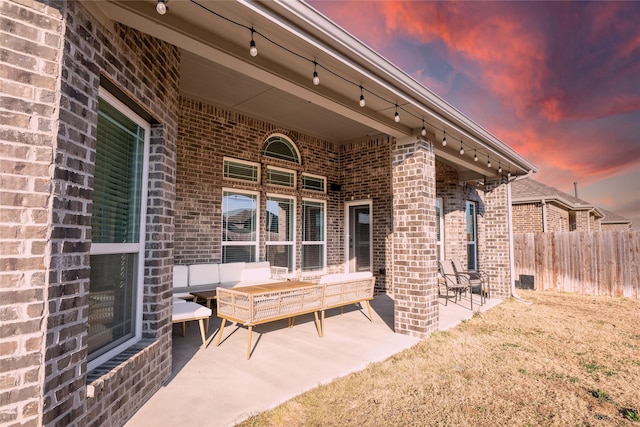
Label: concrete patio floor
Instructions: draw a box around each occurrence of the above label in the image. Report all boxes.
[125,292,501,427]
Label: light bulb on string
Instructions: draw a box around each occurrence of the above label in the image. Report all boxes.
[394,104,400,123]
[421,119,427,137]
[498,161,502,173]
[312,61,320,85]
[359,86,365,107]
[156,0,167,15]
[459,141,464,155]
[487,156,492,168]
[442,130,447,147]
[474,149,478,162]
[249,28,258,57]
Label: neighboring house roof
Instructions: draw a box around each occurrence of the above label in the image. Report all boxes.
[600,208,633,226]
[511,177,604,218]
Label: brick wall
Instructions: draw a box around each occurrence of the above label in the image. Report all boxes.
[392,136,438,337]
[512,203,543,233]
[175,98,393,291]
[546,203,569,232]
[1,1,179,425]
[481,178,511,298]
[0,1,60,425]
[339,137,393,292]
[435,161,484,266]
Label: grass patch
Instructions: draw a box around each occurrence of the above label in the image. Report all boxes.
[239,290,640,426]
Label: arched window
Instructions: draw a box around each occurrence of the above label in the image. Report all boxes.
[262,134,300,163]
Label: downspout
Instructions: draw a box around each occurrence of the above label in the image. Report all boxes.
[507,177,531,303]
[541,199,547,232]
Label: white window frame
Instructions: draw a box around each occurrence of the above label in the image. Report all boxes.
[301,173,327,194]
[436,197,444,261]
[262,133,301,163]
[343,199,373,273]
[223,157,260,183]
[265,193,296,272]
[266,165,296,189]
[221,188,260,262]
[301,198,327,274]
[88,88,150,372]
[466,200,478,271]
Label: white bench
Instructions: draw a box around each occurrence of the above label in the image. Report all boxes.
[173,261,288,300]
[172,298,212,348]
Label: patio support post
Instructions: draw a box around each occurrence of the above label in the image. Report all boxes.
[391,136,439,337]
[481,177,512,298]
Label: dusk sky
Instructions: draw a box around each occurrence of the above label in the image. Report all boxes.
[310,1,640,229]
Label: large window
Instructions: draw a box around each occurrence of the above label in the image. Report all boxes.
[265,195,295,272]
[222,190,258,262]
[466,201,478,271]
[301,199,325,272]
[88,89,149,370]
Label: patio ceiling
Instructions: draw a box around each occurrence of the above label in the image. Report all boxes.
[98,0,538,179]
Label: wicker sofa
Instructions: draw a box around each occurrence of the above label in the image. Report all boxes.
[172,261,288,299]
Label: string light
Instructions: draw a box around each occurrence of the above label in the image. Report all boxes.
[507,169,512,178]
[442,130,447,147]
[156,0,167,15]
[474,149,478,162]
[312,61,320,85]
[421,119,427,136]
[249,28,258,57]
[487,155,492,168]
[183,0,518,176]
[498,161,502,173]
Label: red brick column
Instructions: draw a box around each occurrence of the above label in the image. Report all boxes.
[392,136,439,337]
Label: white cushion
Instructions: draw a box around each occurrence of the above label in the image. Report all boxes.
[240,262,272,282]
[172,297,187,304]
[173,265,189,288]
[319,271,373,284]
[218,262,245,283]
[172,301,212,322]
[188,264,220,286]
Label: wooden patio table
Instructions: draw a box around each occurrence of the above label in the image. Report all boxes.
[216,280,324,359]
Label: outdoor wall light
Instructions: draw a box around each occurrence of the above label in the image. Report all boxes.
[156,0,167,15]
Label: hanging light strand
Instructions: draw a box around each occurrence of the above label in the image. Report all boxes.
[185,0,507,169]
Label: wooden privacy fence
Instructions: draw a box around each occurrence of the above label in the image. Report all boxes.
[514,231,640,298]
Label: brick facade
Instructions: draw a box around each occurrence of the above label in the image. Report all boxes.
[175,98,394,292]
[392,136,439,337]
[481,178,511,298]
[1,1,59,425]
[512,203,543,233]
[2,0,523,424]
[1,1,179,425]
